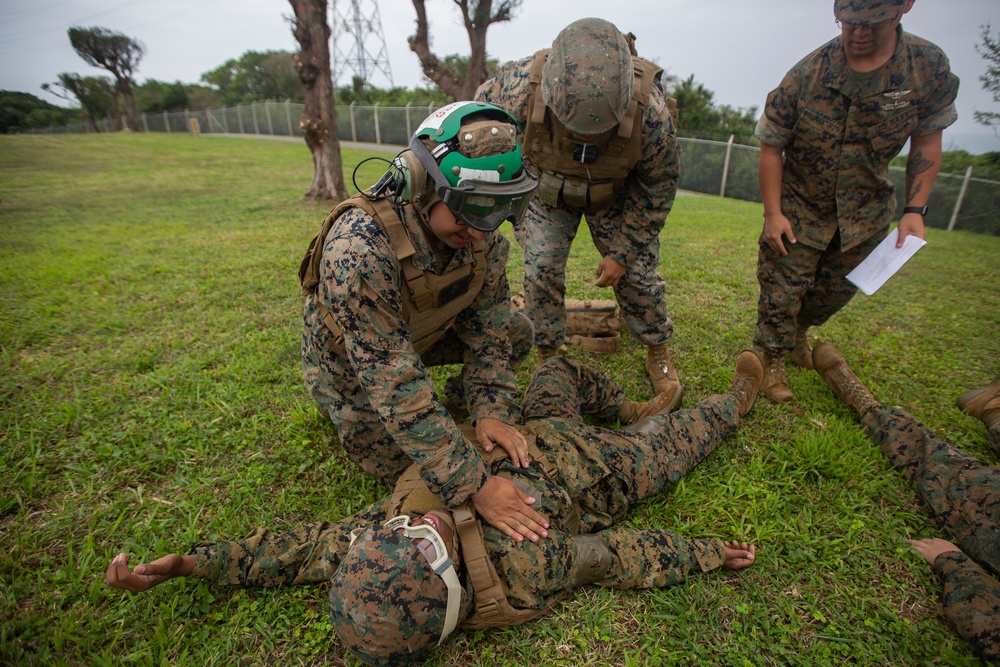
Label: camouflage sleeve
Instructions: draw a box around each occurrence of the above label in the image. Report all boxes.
[913,49,960,136]
[453,233,521,425]
[495,528,727,610]
[754,69,800,148]
[323,209,489,505]
[473,57,533,127]
[933,551,1000,663]
[188,504,386,588]
[609,84,680,265]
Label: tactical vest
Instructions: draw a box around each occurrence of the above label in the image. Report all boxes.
[298,195,487,355]
[384,423,571,628]
[522,49,663,210]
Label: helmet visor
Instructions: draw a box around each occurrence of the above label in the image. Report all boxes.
[410,136,538,232]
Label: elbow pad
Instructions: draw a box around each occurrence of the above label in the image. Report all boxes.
[572,533,612,587]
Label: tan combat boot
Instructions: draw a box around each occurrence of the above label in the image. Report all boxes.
[646,344,681,395]
[789,324,813,369]
[759,351,793,403]
[728,350,765,418]
[956,374,1000,429]
[812,342,879,417]
[618,386,685,425]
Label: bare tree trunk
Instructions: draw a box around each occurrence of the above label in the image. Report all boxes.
[117,80,140,131]
[289,0,349,201]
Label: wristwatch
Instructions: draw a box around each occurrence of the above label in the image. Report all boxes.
[903,205,928,216]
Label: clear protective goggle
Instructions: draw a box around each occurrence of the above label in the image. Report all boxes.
[349,515,463,645]
[409,136,538,233]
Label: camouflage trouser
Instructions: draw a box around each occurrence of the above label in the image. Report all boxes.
[862,405,1000,661]
[754,229,884,356]
[515,197,671,349]
[524,357,739,511]
[862,405,1000,573]
[310,311,534,485]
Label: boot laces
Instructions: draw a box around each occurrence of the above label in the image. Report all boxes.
[832,368,875,413]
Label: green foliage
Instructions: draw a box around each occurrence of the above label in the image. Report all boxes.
[335,76,451,107]
[136,79,221,114]
[974,23,1000,128]
[0,90,76,133]
[200,50,303,105]
[68,25,144,82]
[1,133,997,666]
[668,74,759,142]
[42,73,119,130]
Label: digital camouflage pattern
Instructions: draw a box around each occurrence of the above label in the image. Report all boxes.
[476,44,679,350]
[834,0,907,24]
[754,229,882,356]
[188,357,741,660]
[753,26,958,355]
[862,405,1000,663]
[540,18,634,135]
[301,201,529,505]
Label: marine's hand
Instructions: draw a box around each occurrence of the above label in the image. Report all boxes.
[896,213,926,247]
[472,476,549,543]
[763,213,795,256]
[722,541,756,570]
[476,418,529,468]
[908,538,961,566]
[594,256,626,288]
[105,552,195,593]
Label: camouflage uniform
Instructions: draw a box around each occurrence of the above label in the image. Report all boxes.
[863,406,999,662]
[189,358,740,616]
[753,26,959,355]
[301,203,531,505]
[476,57,680,350]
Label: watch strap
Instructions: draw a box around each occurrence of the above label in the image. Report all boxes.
[903,205,928,216]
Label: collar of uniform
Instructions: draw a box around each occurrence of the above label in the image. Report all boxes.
[822,23,909,97]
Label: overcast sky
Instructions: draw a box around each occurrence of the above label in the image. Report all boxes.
[2,0,998,153]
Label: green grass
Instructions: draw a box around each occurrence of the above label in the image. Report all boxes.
[1,133,998,666]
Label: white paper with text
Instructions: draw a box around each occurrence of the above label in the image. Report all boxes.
[846,228,926,296]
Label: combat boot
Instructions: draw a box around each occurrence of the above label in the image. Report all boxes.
[759,351,793,403]
[728,350,765,418]
[618,385,685,425]
[956,374,1000,429]
[789,324,813,369]
[812,342,879,417]
[646,344,681,396]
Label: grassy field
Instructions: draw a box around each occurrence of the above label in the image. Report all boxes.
[1,132,998,666]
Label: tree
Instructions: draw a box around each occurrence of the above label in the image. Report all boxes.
[201,51,303,105]
[288,0,349,201]
[668,74,758,141]
[68,26,144,131]
[0,91,75,134]
[42,74,120,132]
[408,0,520,101]
[974,23,1000,135]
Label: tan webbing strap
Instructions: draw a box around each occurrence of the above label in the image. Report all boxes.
[527,50,550,126]
[567,331,621,355]
[453,502,508,624]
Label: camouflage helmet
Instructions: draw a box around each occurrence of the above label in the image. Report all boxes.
[834,0,907,24]
[329,521,470,666]
[541,18,634,135]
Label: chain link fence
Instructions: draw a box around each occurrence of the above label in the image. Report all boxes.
[29,101,1000,236]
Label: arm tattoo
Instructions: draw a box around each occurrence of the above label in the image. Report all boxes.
[905,150,934,203]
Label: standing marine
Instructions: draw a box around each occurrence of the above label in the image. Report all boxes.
[752,0,959,402]
[476,17,684,403]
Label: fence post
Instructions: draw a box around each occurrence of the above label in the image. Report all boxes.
[719,134,735,198]
[163,111,170,133]
[141,114,149,132]
[374,102,381,144]
[236,105,244,134]
[405,102,412,139]
[285,100,293,136]
[265,101,274,135]
[251,102,260,134]
[947,165,974,232]
[350,101,357,142]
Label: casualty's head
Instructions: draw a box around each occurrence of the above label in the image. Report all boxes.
[541,17,635,136]
[329,511,470,666]
[389,101,537,237]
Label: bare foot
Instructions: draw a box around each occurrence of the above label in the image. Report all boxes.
[105,552,195,593]
[908,538,962,566]
[722,540,757,570]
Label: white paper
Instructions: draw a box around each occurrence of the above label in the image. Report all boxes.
[846,228,926,296]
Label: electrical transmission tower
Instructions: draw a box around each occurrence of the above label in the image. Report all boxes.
[330,0,394,89]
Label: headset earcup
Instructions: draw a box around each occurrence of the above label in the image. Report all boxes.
[400,150,427,203]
